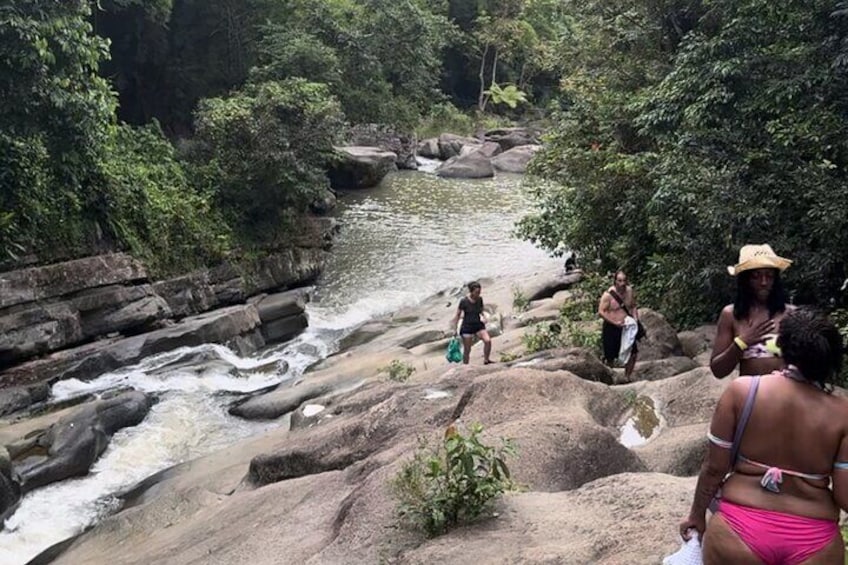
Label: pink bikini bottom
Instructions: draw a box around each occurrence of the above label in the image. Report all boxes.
[718,500,839,565]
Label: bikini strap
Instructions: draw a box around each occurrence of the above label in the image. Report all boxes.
[834,462,848,470]
[730,376,761,465]
[707,432,733,449]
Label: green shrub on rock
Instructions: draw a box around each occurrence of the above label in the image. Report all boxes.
[381,360,416,383]
[392,422,515,537]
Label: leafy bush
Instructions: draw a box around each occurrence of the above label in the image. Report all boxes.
[521,323,565,353]
[193,78,344,244]
[511,285,530,312]
[562,319,602,355]
[416,102,476,139]
[392,422,515,537]
[381,360,416,383]
[99,123,231,275]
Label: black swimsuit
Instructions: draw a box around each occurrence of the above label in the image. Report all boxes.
[459,296,485,335]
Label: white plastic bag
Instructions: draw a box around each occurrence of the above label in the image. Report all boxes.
[662,531,703,565]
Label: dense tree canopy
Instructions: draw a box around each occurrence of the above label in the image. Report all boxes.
[4,0,847,326]
[520,0,848,324]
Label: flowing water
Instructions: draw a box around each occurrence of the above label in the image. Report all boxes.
[0,162,558,563]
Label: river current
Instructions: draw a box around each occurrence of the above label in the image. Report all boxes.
[0,160,558,563]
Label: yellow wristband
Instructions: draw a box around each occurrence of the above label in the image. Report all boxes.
[733,336,748,351]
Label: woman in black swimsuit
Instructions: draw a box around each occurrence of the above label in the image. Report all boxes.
[450,281,493,365]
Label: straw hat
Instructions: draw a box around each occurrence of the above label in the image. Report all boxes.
[727,244,792,276]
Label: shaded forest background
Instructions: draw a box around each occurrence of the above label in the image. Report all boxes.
[2,0,848,326]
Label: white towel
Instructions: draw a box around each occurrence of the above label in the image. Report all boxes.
[662,532,703,565]
[618,316,638,364]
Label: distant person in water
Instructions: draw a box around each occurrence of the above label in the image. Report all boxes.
[450,281,493,365]
[710,244,794,379]
[598,270,639,379]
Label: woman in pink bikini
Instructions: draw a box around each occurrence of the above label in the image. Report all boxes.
[680,308,848,564]
[711,244,795,379]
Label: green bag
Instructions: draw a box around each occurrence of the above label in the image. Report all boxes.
[446,337,462,363]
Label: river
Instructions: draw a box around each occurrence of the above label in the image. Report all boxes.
[0,162,558,564]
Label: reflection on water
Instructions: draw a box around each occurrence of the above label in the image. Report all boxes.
[310,170,555,329]
[619,395,663,448]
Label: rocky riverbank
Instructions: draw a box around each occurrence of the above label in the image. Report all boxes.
[21,264,728,564]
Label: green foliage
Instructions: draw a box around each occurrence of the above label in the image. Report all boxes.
[392,422,515,537]
[0,0,116,261]
[511,285,530,312]
[484,83,529,109]
[559,271,609,322]
[381,360,417,383]
[561,319,602,355]
[193,79,344,243]
[520,0,848,325]
[831,308,848,388]
[499,351,522,363]
[416,102,476,138]
[521,323,565,353]
[100,123,231,275]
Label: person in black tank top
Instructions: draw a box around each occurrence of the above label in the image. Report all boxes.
[449,281,493,365]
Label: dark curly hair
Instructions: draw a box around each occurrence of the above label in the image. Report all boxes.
[777,308,844,388]
[733,269,788,320]
[467,281,481,292]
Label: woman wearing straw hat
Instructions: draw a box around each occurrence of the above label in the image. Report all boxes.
[710,244,795,379]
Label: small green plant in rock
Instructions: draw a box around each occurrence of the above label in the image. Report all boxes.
[511,285,530,312]
[562,320,602,356]
[499,351,521,363]
[392,422,515,537]
[522,323,564,354]
[381,360,416,382]
[621,389,638,407]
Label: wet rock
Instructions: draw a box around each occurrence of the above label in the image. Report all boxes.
[17,391,152,493]
[0,445,20,524]
[0,383,49,417]
[435,151,494,179]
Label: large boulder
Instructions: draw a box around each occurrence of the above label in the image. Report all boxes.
[16,391,152,492]
[435,151,494,179]
[327,146,398,190]
[514,347,614,385]
[416,137,441,159]
[70,284,171,339]
[637,309,683,361]
[491,144,542,173]
[677,325,717,358]
[437,133,481,160]
[0,253,147,310]
[484,127,541,150]
[629,356,698,382]
[345,124,417,170]
[459,140,502,159]
[1,305,264,388]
